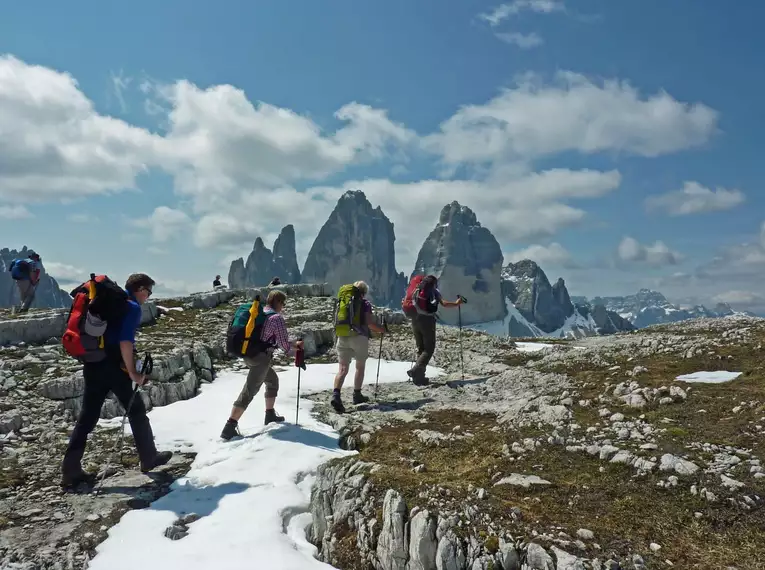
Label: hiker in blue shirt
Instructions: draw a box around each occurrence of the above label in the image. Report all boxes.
[61,273,173,489]
[9,251,41,314]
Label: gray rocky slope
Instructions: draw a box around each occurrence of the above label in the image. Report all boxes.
[301,190,407,307]
[228,224,301,288]
[3,282,764,569]
[412,202,505,326]
[0,247,71,310]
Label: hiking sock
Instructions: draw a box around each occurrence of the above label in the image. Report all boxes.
[332,388,341,399]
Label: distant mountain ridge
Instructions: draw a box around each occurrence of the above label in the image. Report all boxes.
[470,260,634,339]
[571,288,750,328]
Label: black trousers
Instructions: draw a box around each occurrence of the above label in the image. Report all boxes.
[411,314,437,378]
[62,357,157,472]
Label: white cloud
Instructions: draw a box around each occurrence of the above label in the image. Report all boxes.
[110,70,131,113]
[66,213,94,223]
[617,236,682,266]
[479,1,565,26]
[423,71,718,170]
[645,181,745,216]
[0,205,33,219]
[0,54,161,203]
[44,261,86,284]
[131,206,192,243]
[712,290,765,306]
[504,242,574,266]
[496,32,544,49]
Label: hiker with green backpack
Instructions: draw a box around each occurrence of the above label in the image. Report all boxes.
[330,281,386,413]
[220,289,304,439]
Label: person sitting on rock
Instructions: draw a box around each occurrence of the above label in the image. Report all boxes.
[60,273,173,488]
[220,289,304,439]
[331,281,386,413]
[269,276,281,286]
[10,250,41,314]
[213,275,222,287]
[407,275,463,386]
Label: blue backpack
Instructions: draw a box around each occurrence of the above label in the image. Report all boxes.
[9,259,32,281]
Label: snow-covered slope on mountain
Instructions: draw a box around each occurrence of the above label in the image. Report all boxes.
[578,289,751,328]
[466,260,633,339]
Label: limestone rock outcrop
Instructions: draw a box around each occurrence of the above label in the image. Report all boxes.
[411,202,505,326]
[301,190,406,306]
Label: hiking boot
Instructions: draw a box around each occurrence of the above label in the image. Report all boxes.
[352,391,369,405]
[265,409,285,425]
[140,451,173,473]
[60,468,96,489]
[330,394,346,414]
[220,418,241,440]
[407,369,430,386]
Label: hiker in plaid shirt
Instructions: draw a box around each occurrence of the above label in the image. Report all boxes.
[220,290,303,439]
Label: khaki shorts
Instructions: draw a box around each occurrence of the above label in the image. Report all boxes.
[336,334,369,365]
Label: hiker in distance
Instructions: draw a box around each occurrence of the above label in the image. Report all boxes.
[220,289,304,440]
[213,275,222,287]
[331,281,386,413]
[61,273,173,488]
[403,274,463,385]
[269,276,281,286]
[9,250,41,314]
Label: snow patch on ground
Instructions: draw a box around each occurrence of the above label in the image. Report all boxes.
[514,342,554,353]
[675,371,742,384]
[89,359,442,570]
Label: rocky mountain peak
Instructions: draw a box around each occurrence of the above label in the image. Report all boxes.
[412,202,504,325]
[438,201,478,227]
[227,225,301,288]
[501,260,572,333]
[301,190,405,306]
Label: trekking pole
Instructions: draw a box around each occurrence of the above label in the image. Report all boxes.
[374,317,387,399]
[95,353,153,495]
[294,346,305,426]
[457,296,467,381]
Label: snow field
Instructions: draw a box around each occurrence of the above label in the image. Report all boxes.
[90,359,442,570]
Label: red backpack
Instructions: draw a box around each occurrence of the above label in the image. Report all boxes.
[62,274,129,363]
[402,275,438,317]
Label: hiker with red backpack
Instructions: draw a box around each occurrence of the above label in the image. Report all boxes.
[220,289,304,440]
[60,273,173,488]
[401,274,463,385]
[9,250,41,314]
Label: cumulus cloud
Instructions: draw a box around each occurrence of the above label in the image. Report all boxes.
[712,290,765,306]
[479,0,565,26]
[0,54,161,203]
[44,261,86,284]
[0,205,33,219]
[496,32,544,49]
[422,71,718,170]
[130,206,192,243]
[504,242,575,267]
[617,236,682,266]
[645,181,745,216]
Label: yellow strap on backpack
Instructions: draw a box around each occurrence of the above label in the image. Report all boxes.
[87,279,105,348]
[241,299,260,355]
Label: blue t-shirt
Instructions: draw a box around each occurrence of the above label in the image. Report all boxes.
[104,294,142,346]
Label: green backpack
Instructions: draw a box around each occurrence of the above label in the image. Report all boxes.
[226,296,277,357]
[334,284,364,337]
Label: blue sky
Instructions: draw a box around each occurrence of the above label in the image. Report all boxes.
[0,0,763,312]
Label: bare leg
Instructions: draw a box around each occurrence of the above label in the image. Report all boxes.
[265,396,276,410]
[334,362,350,390]
[354,361,366,390]
[229,406,245,421]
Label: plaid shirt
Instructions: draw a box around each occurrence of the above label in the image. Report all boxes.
[261,308,293,355]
